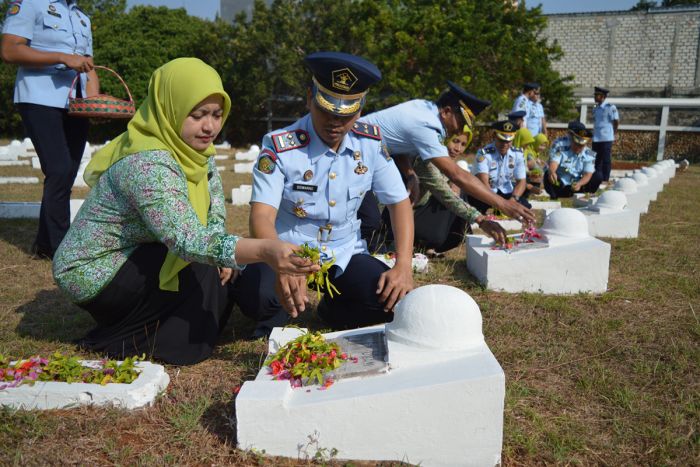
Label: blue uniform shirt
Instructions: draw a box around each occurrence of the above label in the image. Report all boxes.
[2,0,93,108]
[474,142,526,194]
[512,94,531,116]
[363,100,448,161]
[592,100,619,142]
[526,101,544,135]
[549,135,596,185]
[251,114,407,274]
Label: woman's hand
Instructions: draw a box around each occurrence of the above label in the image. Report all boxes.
[262,240,320,276]
[476,217,507,245]
[376,264,414,312]
[218,267,239,285]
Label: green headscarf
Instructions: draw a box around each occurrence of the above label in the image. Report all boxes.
[512,127,535,161]
[84,57,232,291]
[534,133,549,154]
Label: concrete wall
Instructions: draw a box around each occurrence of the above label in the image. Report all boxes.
[544,7,700,97]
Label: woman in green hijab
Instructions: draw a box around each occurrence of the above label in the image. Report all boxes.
[53,58,318,365]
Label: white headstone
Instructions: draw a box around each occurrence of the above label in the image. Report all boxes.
[31,156,41,169]
[579,191,640,238]
[613,178,649,213]
[630,173,657,202]
[467,208,611,293]
[231,184,252,205]
[0,177,40,184]
[0,160,29,166]
[233,161,255,173]
[236,285,505,466]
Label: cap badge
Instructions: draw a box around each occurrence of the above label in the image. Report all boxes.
[332,68,358,92]
[503,122,514,132]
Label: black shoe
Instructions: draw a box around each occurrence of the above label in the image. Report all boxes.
[31,243,54,260]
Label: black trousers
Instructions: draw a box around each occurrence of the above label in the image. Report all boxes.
[233,253,392,336]
[357,191,386,253]
[78,244,235,365]
[467,190,532,214]
[17,103,89,256]
[592,141,613,182]
[543,172,602,199]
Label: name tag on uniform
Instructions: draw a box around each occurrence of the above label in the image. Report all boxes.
[293,183,317,193]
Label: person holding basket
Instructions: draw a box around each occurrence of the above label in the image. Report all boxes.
[1,0,100,259]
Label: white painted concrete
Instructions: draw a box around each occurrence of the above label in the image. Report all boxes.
[0,177,40,184]
[237,285,505,466]
[578,191,640,238]
[466,209,611,294]
[372,253,429,273]
[234,145,260,161]
[0,200,84,222]
[0,361,169,410]
[231,185,252,205]
[613,178,650,214]
[31,157,41,169]
[530,200,561,210]
[0,160,29,166]
[233,161,255,173]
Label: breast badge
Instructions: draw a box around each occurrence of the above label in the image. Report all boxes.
[354,161,368,175]
[303,169,314,181]
[293,202,308,218]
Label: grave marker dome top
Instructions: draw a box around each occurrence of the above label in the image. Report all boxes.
[541,208,589,239]
[641,167,658,178]
[631,173,648,186]
[595,190,627,211]
[614,178,637,193]
[386,285,484,351]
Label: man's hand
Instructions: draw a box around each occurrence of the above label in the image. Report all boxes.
[376,264,414,312]
[275,273,309,318]
[405,173,421,205]
[62,54,94,73]
[476,217,507,245]
[571,182,581,192]
[548,170,558,186]
[497,198,536,224]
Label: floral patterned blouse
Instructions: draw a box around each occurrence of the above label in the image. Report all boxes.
[53,150,242,303]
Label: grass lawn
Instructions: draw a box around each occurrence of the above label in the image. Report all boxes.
[0,155,698,465]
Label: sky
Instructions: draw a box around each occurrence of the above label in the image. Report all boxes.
[125,0,644,20]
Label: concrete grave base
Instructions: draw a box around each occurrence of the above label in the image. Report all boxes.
[372,253,429,273]
[231,185,252,205]
[530,200,561,210]
[237,321,504,467]
[0,361,169,410]
[0,160,29,167]
[233,162,255,173]
[0,177,39,184]
[466,234,611,294]
[0,200,84,222]
[579,208,640,238]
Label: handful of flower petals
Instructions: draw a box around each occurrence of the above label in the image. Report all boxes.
[295,242,341,300]
[264,329,349,389]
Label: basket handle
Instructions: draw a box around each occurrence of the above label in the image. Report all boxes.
[68,65,134,104]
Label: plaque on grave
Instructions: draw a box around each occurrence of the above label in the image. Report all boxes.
[327,331,388,380]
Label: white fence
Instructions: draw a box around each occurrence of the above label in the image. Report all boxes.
[549,97,700,160]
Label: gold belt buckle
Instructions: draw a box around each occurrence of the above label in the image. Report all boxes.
[317,223,333,242]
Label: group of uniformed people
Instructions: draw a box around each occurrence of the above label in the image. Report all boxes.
[2,0,622,359]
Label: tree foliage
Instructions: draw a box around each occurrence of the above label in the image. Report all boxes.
[0,0,574,143]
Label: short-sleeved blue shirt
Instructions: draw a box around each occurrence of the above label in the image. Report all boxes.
[593,100,619,142]
[526,101,544,136]
[362,100,448,161]
[474,142,526,194]
[512,94,530,115]
[549,135,596,186]
[2,0,93,108]
[251,114,407,274]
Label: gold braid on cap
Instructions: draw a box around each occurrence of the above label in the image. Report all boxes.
[313,77,365,115]
[458,99,475,129]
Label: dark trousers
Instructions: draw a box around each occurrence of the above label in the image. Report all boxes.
[592,141,613,182]
[543,172,602,199]
[79,244,235,365]
[357,191,386,253]
[233,253,392,336]
[17,103,89,256]
[467,191,531,214]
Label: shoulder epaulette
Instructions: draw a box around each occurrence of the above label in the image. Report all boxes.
[484,145,496,153]
[351,121,381,140]
[271,129,310,153]
[511,146,524,153]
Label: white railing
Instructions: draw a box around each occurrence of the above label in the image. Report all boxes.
[549,97,700,160]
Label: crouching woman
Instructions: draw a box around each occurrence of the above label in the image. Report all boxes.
[53,58,317,365]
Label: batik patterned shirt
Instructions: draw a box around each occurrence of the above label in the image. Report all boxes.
[53,150,242,303]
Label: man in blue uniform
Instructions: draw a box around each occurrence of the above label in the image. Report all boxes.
[234,52,414,336]
[544,121,602,199]
[470,120,529,213]
[508,109,526,129]
[592,86,619,182]
[512,82,538,121]
[1,0,98,259]
[358,81,535,248]
[527,91,547,136]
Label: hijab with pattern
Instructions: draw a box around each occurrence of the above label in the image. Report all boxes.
[84,57,231,291]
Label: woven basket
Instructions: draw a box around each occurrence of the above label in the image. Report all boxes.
[68,66,135,119]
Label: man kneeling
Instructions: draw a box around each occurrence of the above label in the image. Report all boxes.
[544,121,601,199]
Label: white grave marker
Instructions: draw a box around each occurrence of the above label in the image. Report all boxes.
[466,208,611,294]
[231,184,252,205]
[613,178,649,214]
[578,191,640,238]
[237,284,505,466]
